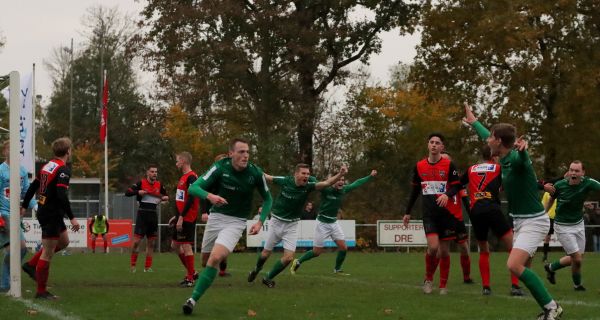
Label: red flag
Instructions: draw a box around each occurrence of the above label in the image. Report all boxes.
[100,76,108,143]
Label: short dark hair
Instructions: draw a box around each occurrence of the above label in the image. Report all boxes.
[295,163,310,173]
[571,160,585,171]
[490,123,516,148]
[146,164,158,170]
[52,137,71,157]
[229,138,249,151]
[428,132,445,144]
[480,145,493,161]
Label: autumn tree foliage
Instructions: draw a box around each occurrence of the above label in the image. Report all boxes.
[139,0,419,169]
[413,0,600,178]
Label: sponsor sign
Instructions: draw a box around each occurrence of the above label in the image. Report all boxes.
[246,220,356,248]
[377,220,427,247]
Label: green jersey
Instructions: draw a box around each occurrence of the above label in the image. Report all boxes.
[472,121,545,218]
[317,175,373,223]
[271,176,316,222]
[553,177,600,225]
[189,158,272,221]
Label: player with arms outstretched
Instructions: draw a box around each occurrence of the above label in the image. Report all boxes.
[248,163,347,287]
[291,169,377,275]
[544,160,600,291]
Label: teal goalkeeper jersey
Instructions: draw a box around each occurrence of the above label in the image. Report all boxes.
[472,121,545,218]
[553,177,600,225]
[271,176,316,222]
[317,175,373,223]
[189,158,272,221]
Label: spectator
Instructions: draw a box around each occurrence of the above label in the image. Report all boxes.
[587,205,600,252]
[301,201,316,220]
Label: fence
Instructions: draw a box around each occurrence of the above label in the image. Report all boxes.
[65,196,600,254]
[133,223,600,254]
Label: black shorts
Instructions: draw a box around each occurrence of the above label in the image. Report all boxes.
[91,232,107,236]
[547,218,554,235]
[423,208,457,240]
[172,221,195,244]
[134,211,158,239]
[469,206,512,242]
[455,219,468,243]
[38,215,67,239]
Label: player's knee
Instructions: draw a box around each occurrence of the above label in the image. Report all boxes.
[506,260,521,275]
[427,245,439,255]
[281,255,294,265]
[59,240,70,250]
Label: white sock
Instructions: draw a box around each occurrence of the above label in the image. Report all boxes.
[544,300,557,310]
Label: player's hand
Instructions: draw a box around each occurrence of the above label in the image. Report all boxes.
[514,136,528,151]
[20,207,26,217]
[402,214,411,227]
[70,218,81,232]
[339,165,348,176]
[201,213,209,223]
[138,190,147,196]
[207,193,228,206]
[249,221,263,235]
[463,102,477,124]
[436,194,449,207]
[176,216,183,231]
[370,170,377,177]
[543,183,555,194]
[161,196,169,202]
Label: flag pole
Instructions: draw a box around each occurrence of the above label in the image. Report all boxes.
[32,64,36,176]
[103,69,109,219]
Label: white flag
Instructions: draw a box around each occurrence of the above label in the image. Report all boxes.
[1,73,34,173]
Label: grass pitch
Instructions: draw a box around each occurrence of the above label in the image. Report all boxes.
[1,251,600,319]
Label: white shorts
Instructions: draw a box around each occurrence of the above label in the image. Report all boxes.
[263,218,299,252]
[555,221,586,255]
[313,221,345,248]
[200,212,246,253]
[512,214,550,257]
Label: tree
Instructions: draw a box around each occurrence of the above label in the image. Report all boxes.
[140,0,419,168]
[41,6,163,188]
[412,0,600,178]
[315,67,464,222]
[161,104,219,176]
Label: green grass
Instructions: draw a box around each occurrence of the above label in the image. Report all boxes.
[2,251,600,319]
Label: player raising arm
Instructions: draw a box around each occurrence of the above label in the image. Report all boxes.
[464,104,562,320]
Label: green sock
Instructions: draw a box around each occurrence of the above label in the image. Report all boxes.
[191,266,218,301]
[550,261,565,272]
[255,255,267,272]
[266,260,286,280]
[519,267,553,307]
[298,250,316,264]
[335,251,347,270]
[572,272,582,286]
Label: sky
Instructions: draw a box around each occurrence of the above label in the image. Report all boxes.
[0,0,421,106]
